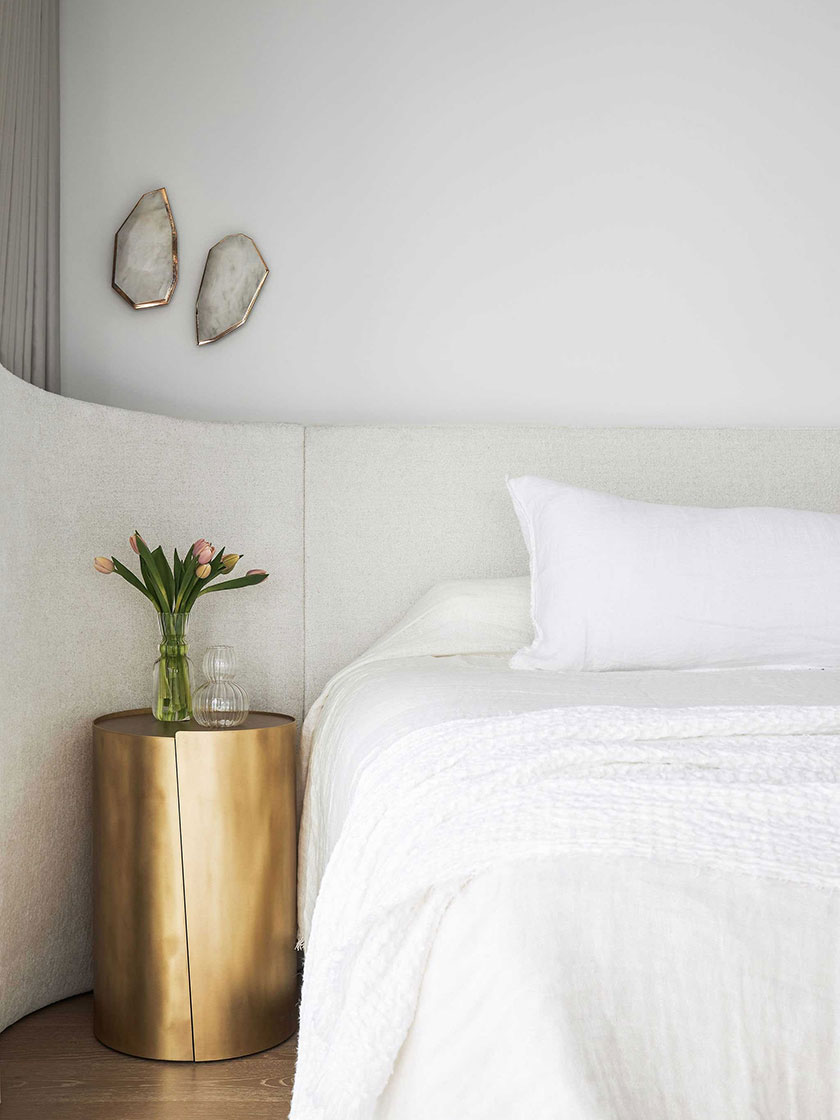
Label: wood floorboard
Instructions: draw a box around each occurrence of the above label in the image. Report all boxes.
[0,994,298,1120]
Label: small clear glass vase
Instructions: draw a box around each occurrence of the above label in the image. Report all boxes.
[153,613,193,722]
[193,646,249,728]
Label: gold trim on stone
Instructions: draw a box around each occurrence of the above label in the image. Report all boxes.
[195,233,269,345]
[111,187,178,309]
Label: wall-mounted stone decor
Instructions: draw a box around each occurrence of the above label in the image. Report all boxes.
[112,188,178,309]
[195,234,269,345]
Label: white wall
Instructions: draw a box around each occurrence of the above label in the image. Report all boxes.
[60,0,840,424]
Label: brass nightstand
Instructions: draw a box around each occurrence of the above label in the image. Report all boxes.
[93,710,297,1061]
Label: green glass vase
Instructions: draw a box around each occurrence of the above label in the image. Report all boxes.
[153,612,193,721]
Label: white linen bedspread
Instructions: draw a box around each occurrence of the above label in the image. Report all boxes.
[377,855,840,1120]
[294,687,840,1120]
[297,652,840,941]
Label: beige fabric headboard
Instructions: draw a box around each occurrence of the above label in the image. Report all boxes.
[303,423,840,706]
[3,364,840,1033]
[0,370,303,1033]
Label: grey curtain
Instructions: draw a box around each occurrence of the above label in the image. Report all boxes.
[0,0,60,392]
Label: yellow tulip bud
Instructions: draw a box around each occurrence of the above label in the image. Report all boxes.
[221,553,240,572]
[94,557,115,574]
[196,563,211,578]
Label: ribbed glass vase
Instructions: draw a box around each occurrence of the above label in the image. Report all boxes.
[193,645,249,728]
[152,612,193,722]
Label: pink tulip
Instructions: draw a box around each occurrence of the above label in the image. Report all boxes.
[94,557,115,574]
[196,545,215,566]
[129,533,143,554]
[246,569,267,577]
[196,563,212,578]
[192,539,211,557]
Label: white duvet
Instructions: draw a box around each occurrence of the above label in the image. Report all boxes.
[294,592,840,1120]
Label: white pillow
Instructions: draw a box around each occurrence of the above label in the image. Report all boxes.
[362,577,533,665]
[508,476,840,671]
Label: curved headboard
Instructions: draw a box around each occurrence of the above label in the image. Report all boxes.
[0,370,303,1033]
[4,363,840,1033]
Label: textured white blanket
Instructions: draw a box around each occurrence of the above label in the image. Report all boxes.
[291,704,840,1120]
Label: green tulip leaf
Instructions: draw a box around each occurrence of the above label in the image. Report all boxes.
[198,572,269,595]
[134,533,170,612]
[111,557,158,606]
[152,546,175,608]
[175,549,197,606]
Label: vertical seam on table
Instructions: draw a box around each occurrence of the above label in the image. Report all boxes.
[174,736,196,1061]
[302,426,307,716]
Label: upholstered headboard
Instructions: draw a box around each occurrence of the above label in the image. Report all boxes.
[1,371,303,1034]
[4,364,840,1034]
[303,424,840,705]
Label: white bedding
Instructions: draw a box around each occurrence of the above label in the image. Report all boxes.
[376,856,839,1120]
[295,632,840,1119]
[298,652,840,941]
[506,476,840,671]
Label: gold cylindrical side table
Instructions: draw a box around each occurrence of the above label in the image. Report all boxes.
[93,710,297,1062]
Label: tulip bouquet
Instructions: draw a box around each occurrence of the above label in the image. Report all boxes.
[94,532,269,721]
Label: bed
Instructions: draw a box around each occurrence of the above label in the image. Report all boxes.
[294,578,840,1120]
[4,369,840,1111]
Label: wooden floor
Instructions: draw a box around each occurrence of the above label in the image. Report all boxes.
[0,994,298,1119]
